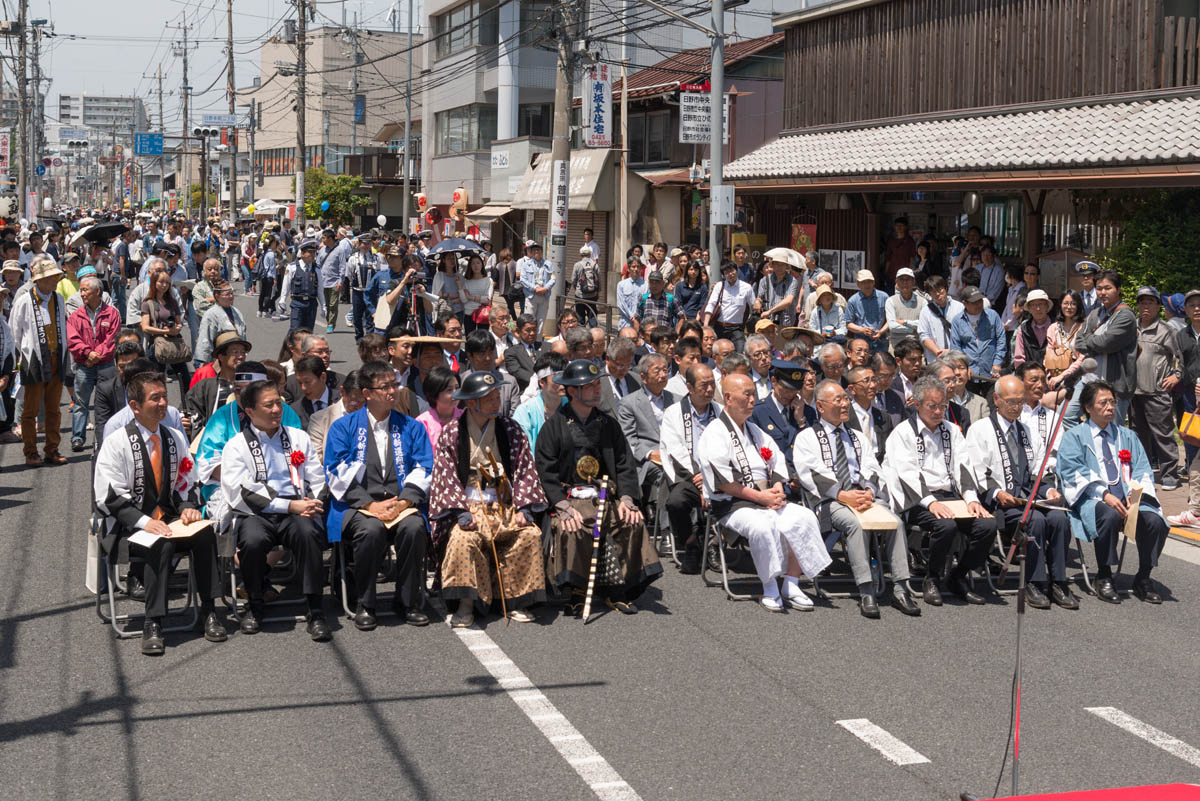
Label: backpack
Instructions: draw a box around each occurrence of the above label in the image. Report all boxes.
[128,238,146,265]
[575,260,598,296]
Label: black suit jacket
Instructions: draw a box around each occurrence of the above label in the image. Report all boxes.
[93,372,126,445]
[504,343,538,391]
[597,372,641,417]
[284,369,344,405]
[290,388,342,429]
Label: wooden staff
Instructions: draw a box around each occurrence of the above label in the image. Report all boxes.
[580,476,610,623]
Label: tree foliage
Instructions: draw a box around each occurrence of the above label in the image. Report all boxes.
[292,167,367,225]
[1097,189,1200,299]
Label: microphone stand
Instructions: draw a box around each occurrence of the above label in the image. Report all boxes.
[995,383,1072,797]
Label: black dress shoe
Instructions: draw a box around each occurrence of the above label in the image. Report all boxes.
[307,614,333,641]
[1095,577,1121,604]
[1051,583,1080,610]
[922,577,943,606]
[203,611,228,642]
[141,620,165,656]
[1132,578,1162,604]
[891,587,922,616]
[679,546,701,575]
[404,609,430,626]
[354,608,377,631]
[859,594,881,619]
[949,575,985,605]
[240,608,262,634]
[126,575,147,602]
[1023,583,1052,610]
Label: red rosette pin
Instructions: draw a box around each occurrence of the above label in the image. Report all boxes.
[179,457,194,474]
[1117,449,1132,466]
[290,450,306,467]
[760,446,773,462]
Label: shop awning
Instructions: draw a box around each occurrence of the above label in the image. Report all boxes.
[726,90,1200,191]
[463,204,513,226]
[511,150,616,212]
[635,167,693,187]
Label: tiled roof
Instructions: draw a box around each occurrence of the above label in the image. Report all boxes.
[725,94,1200,180]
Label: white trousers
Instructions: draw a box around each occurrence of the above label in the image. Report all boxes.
[724,503,832,588]
[527,293,550,336]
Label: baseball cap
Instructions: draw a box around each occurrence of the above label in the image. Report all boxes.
[1136,285,1161,302]
[647,270,664,282]
[1025,288,1052,306]
[962,287,985,303]
[856,269,875,283]
[895,267,915,280]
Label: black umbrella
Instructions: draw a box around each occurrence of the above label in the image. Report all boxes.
[426,237,485,257]
[81,220,131,244]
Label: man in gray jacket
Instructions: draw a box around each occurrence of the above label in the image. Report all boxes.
[616,352,677,502]
[1076,269,1138,425]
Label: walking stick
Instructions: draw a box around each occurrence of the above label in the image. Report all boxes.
[476,465,510,625]
[580,476,610,623]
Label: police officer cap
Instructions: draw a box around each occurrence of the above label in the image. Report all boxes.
[554,358,608,387]
[452,370,503,401]
[770,358,809,390]
[298,238,319,252]
[409,233,421,242]
[1074,260,1100,276]
[153,240,181,257]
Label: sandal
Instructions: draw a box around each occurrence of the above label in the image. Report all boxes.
[604,597,638,615]
[509,608,535,623]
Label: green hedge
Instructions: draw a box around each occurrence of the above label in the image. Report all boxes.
[1097,189,1200,299]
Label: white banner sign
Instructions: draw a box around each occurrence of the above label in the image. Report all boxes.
[548,159,569,270]
[582,64,613,148]
[679,92,730,145]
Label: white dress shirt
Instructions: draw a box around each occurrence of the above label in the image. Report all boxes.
[852,401,875,450]
[369,409,390,466]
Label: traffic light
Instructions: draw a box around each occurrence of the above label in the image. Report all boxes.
[67,139,89,149]
[192,126,221,139]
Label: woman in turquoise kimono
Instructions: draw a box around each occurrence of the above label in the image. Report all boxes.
[1056,379,1169,605]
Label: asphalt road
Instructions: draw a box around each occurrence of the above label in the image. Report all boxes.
[1,293,1199,801]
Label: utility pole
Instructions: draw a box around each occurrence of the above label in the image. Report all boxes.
[295,0,307,224]
[350,12,359,157]
[616,0,630,283]
[30,20,42,206]
[545,0,581,331]
[708,0,725,280]
[17,0,28,218]
[157,63,165,204]
[399,0,413,235]
[173,14,193,216]
[226,0,238,219]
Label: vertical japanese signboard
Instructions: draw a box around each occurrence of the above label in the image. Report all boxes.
[582,64,612,148]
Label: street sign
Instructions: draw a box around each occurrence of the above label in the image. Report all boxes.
[58,128,88,142]
[582,64,612,148]
[680,90,730,145]
[52,158,62,167]
[35,165,46,176]
[41,157,51,167]
[134,132,164,156]
[202,113,237,128]
[98,156,119,166]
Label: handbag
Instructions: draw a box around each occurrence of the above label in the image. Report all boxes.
[1179,411,1200,448]
[147,300,193,365]
[471,302,492,324]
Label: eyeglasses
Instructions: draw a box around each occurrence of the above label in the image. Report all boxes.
[369,381,400,391]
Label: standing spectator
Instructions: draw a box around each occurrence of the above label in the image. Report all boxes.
[1170,289,1200,527]
[918,275,963,362]
[140,270,193,407]
[518,241,555,336]
[634,271,682,333]
[883,216,916,290]
[999,264,1027,332]
[111,228,136,314]
[568,245,600,326]
[729,243,754,285]
[1012,288,1053,368]
[845,269,890,353]
[192,258,222,319]
[194,280,248,366]
[674,260,709,321]
[460,253,494,335]
[65,274,121,451]
[10,256,70,466]
[912,240,941,285]
[494,247,522,318]
[616,260,646,329]
[346,233,381,338]
[702,261,755,352]
[884,267,926,350]
[755,250,800,328]
[949,287,1006,382]
[1130,287,1182,489]
[1076,269,1137,425]
[317,227,350,333]
[1046,289,1086,388]
[1075,261,1100,318]
[977,246,1006,307]
[581,227,600,262]
[258,236,282,319]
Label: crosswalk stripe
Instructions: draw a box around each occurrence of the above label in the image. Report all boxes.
[1086,707,1200,768]
[836,719,931,766]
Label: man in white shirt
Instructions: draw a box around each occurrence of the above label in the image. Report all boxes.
[745,334,773,400]
[517,240,555,336]
[616,261,646,329]
[884,267,926,350]
[665,336,701,398]
[883,375,996,606]
[581,227,600,262]
[918,275,964,362]
[978,246,1006,306]
[702,262,755,352]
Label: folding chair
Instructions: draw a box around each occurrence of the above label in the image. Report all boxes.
[218,515,317,625]
[699,514,756,602]
[93,513,200,640]
[1071,533,1127,597]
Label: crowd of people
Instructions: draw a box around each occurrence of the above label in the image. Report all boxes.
[0,208,1192,657]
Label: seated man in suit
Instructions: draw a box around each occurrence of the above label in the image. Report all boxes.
[883,376,997,606]
[616,353,677,510]
[93,339,149,445]
[664,336,702,398]
[325,359,435,629]
[944,349,991,424]
[794,380,920,618]
[698,373,831,612]
[844,365,892,461]
[503,314,541,392]
[749,359,814,496]
[219,379,332,640]
[922,359,971,432]
[186,331,250,430]
[309,370,363,463]
[282,334,344,402]
[94,371,227,655]
[966,375,1077,611]
[658,363,720,574]
[871,350,906,426]
[597,335,640,415]
[290,354,342,428]
[462,329,520,416]
[892,337,924,403]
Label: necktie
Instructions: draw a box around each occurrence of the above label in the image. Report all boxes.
[1007,424,1028,492]
[148,432,164,520]
[833,427,851,490]
[314,399,325,412]
[1100,428,1123,494]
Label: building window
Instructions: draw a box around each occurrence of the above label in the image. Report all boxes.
[983,198,1023,257]
[518,103,552,138]
[520,0,553,45]
[625,110,671,166]
[436,104,498,155]
[628,114,645,166]
[432,0,499,60]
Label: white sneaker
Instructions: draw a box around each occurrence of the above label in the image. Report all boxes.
[1167,509,1200,528]
[759,596,785,613]
[784,590,814,611]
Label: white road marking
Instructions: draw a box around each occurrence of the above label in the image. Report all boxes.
[836,719,931,766]
[1086,707,1200,768]
[1163,538,1200,567]
[455,628,643,801]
